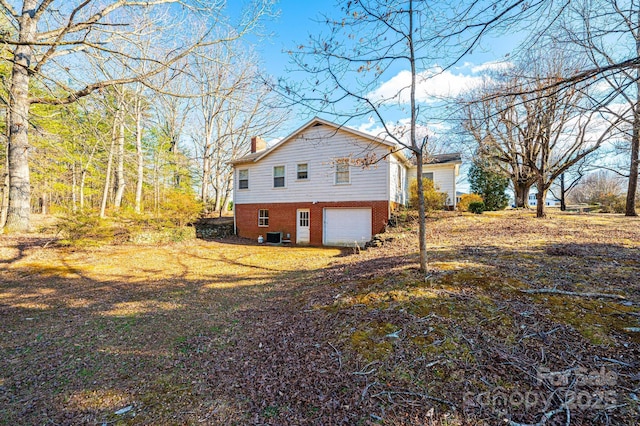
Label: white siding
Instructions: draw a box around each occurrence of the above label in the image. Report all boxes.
[389,156,407,205]
[408,164,457,207]
[235,125,392,205]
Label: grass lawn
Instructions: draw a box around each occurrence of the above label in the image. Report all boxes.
[1,210,639,425]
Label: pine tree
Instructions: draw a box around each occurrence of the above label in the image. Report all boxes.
[468,161,509,211]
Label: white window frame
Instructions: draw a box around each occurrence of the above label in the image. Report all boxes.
[297,163,308,180]
[238,169,249,190]
[298,210,309,227]
[422,172,434,181]
[258,209,269,227]
[273,165,286,188]
[335,161,350,185]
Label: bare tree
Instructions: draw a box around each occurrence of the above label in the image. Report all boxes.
[464,81,539,209]
[0,0,272,232]
[189,42,286,214]
[568,170,624,204]
[465,53,621,217]
[557,0,640,216]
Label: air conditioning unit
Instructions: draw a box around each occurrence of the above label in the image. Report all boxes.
[266,232,282,244]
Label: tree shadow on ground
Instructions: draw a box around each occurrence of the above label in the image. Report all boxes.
[0,237,638,425]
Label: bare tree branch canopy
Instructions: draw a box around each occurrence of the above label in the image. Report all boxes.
[1,0,273,232]
[464,50,623,217]
[553,0,640,216]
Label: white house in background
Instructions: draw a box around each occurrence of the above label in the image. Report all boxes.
[408,153,462,209]
[528,192,561,207]
[231,117,461,246]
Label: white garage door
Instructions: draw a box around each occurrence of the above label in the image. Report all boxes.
[323,208,372,247]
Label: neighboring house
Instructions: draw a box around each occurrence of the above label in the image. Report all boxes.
[231,117,460,246]
[528,192,561,207]
[407,153,462,209]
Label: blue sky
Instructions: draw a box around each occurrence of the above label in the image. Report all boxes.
[236,1,525,138]
[223,0,534,165]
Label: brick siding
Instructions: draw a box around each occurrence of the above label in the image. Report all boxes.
[235,201,390,246]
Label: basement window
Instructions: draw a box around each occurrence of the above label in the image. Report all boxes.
[258,209,269,227]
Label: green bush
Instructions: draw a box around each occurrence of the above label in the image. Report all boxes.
[409,178,447,211]
[468,161,509,210]
[468,201,486,214]
[458,193,484,212]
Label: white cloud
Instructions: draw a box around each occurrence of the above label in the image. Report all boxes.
[470,60,513,73]
[369,66,488,104]
[354,117,447,147]
[368,60,514,105]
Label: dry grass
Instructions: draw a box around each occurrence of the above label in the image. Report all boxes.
[1,210,639,425]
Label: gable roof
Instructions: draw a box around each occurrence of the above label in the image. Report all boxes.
[410,152,462,166]
[232,117,408,165]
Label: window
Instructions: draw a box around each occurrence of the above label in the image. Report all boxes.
[238,169,249,189]
[335,161,350,184]
[422,172,434,181]
[274,165,285,187]
[258,209,269,227]
[396,164,403,192]
[297,163,308,180]
[299,210,309,227]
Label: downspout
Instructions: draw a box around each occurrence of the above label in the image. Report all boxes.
[387,150,391,220]
[233,168,237,235]
[452,165,458,210]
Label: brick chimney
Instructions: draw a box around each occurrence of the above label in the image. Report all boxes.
[250,136,267,153]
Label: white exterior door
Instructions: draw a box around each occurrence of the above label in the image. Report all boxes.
[323,208,372,247]
[296,209,310,244]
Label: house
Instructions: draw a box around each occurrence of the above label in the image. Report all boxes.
[231,117,460,246]
[528,192,561,207]
[407,153,462,209]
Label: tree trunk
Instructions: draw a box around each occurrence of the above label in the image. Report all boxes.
[80,145,97,212]
[80,168,87,211]
[626,77,640,216]
[135,98,144,214]
[407,0,427,273]
[536,180,547,218]
[1,141,9,228]
[416,151,427,272]
[513,180,531,208]
[114,114,126,209]
[4,1,38,232]
[201,152,210,206]
[100,110,120,218]
[40,190,48,215]
[71,163,78,213]
[560,173,566,211]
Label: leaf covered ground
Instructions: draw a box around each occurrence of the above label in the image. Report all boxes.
[1,211,639,425]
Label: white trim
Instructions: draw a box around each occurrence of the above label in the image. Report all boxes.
[273,165,286,188]
[258,209,269,227]
[238,168,249,190]
[296,208,310,244]
[296,162,309,180]
[335,161,350,185]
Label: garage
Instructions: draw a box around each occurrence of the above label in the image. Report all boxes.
[323,207,372,247]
